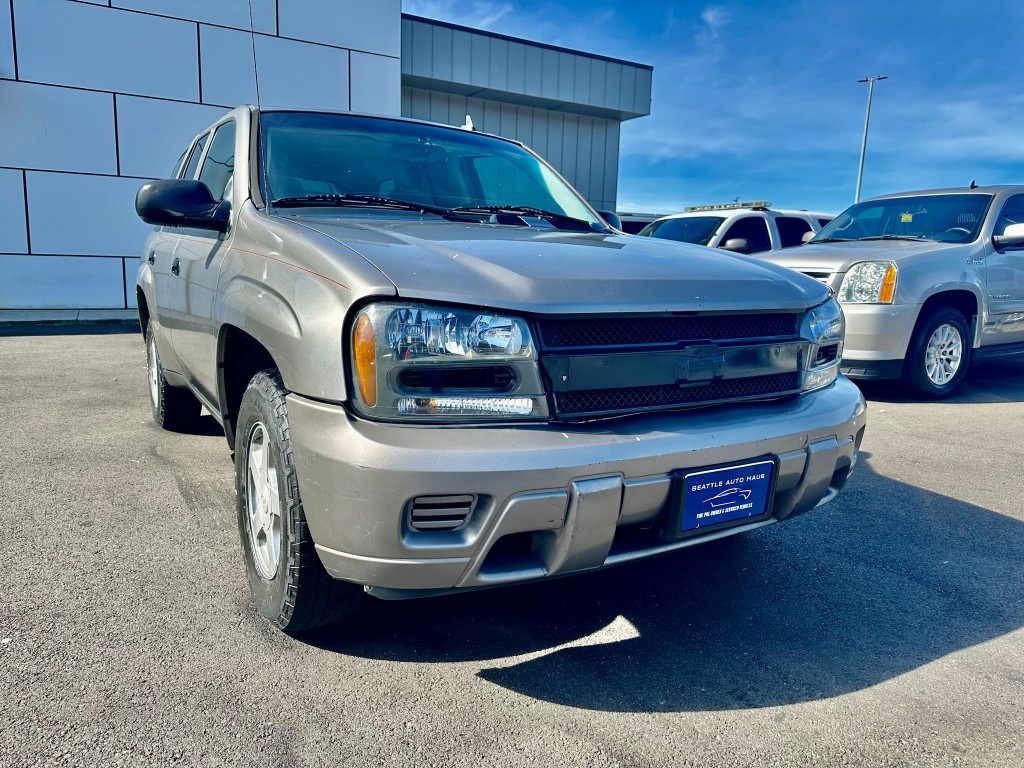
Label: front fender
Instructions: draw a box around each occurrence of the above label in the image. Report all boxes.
[216,256,349,402]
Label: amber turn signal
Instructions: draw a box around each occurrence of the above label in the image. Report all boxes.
[353,313,377,407]
[879,263,898,303]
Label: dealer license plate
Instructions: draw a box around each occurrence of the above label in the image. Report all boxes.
[679,459,775,534]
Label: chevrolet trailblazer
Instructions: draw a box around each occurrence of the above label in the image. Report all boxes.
[135,107,866,631]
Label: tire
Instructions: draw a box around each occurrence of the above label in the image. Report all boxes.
[901,307,972,399]
[146,320,201,431]
[235,369,363,632]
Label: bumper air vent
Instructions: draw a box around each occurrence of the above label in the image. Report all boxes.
[408,494,477,532]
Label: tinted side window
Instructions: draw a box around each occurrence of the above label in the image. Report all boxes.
[198,122,236,200]
[776,216,813,248]
[181,133,209,180]
[817,217,832,228]
[994,194,1024,236]
[721,216,772,253]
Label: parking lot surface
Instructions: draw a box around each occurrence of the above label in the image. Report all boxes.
[1,326,1022,768]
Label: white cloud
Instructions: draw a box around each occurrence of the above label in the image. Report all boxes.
[403,0,514,31]
[697,5,730,42]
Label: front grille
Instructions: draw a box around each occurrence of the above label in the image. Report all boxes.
[554,372,801,416]
[538,313,799,349]
[799,270,832,285]
[408,495,476,531]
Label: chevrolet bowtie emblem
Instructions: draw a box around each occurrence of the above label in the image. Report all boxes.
[677,344,725,384]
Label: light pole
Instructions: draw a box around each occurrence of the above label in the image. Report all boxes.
[855,75,887,203]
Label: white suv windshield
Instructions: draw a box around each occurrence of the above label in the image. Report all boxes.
[814,193,993,244]
[258,112,599,227]
[639,216,724,245]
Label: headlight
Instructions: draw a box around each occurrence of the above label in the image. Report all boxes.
[349,302,549,421]
[838,261,898,303]
[801,298,845,392]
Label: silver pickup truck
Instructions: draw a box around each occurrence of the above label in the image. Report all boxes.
[760,186,1024,397]
[135,107,866,632]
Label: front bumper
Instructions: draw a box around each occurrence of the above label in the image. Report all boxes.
[287,377,867,597]
[839,302,920,363]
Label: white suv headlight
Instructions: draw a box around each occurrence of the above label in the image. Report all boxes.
[838,261,898,303]
[349,302,549,421]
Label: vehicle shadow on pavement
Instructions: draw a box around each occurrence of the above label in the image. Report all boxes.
[308,452,1024,712]
[856,358,1024,404]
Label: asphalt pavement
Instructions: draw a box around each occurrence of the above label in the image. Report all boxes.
[1,326,1022,767]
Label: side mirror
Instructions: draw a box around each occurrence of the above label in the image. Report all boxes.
[136,179,229,232]
[801,230,816,244]
[721,237,751,253]
[993,222,1024,249]
[596,210,623,231]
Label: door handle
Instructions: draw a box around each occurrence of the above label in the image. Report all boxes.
[146,251,156,265]
[171,258,180,276]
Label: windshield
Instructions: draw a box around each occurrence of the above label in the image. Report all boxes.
[638,216,724,245]
[258,112,600,226]
[813,193,993,244]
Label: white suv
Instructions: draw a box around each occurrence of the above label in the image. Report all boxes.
[638,202,833,254]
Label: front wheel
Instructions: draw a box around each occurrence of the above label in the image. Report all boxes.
[235,369,363,632]
[901,307,971,399]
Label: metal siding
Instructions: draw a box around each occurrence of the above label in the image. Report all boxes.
[559,114,578,184]
[589,59,607,110]
[451,30,473,83]
[557,52,575,103]
[470,33,489,88]
[409,19,432,79]
[432,24,454,82]
[401,18,414,74]
[634,67,653,115]
[523,46,543,99]
[506,42,527,95]
[604,121,620,209]
[488,38,509,94]
[540,49,559,101]
[573,56,592,106]
[574,116,592,202]
[589,119,607,211]
[604,63,622,111]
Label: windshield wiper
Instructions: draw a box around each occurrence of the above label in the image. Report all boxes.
[857,235,932,242]
[270,194,469,220]
[448,204,598,230]
[810,237,854,243]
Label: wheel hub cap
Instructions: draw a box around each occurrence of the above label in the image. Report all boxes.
[924,323,963,386]
[246,423,282,580]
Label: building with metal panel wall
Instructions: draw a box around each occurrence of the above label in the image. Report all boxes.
[401,15,652,212]
[0,4,650,317]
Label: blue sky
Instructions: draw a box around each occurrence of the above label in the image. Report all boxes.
[404,0,1024,215]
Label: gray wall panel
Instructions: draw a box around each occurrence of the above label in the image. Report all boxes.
[0,254,125,308]
[27,172,153,257]
[0,81,117,174]
[116,96,228,178]
[350,52,401,116]
[16,0,199,101]
[0,170,27,253]
[0,0,13,79]
[112,0,276,34]
[278,0,400,57]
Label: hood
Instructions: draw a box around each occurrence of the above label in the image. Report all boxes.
[758,238,977,274]
[281,214,829,314]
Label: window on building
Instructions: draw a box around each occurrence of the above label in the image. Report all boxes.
[775,216,813,248]
[198,123,236,200]
[721,216,771,253]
